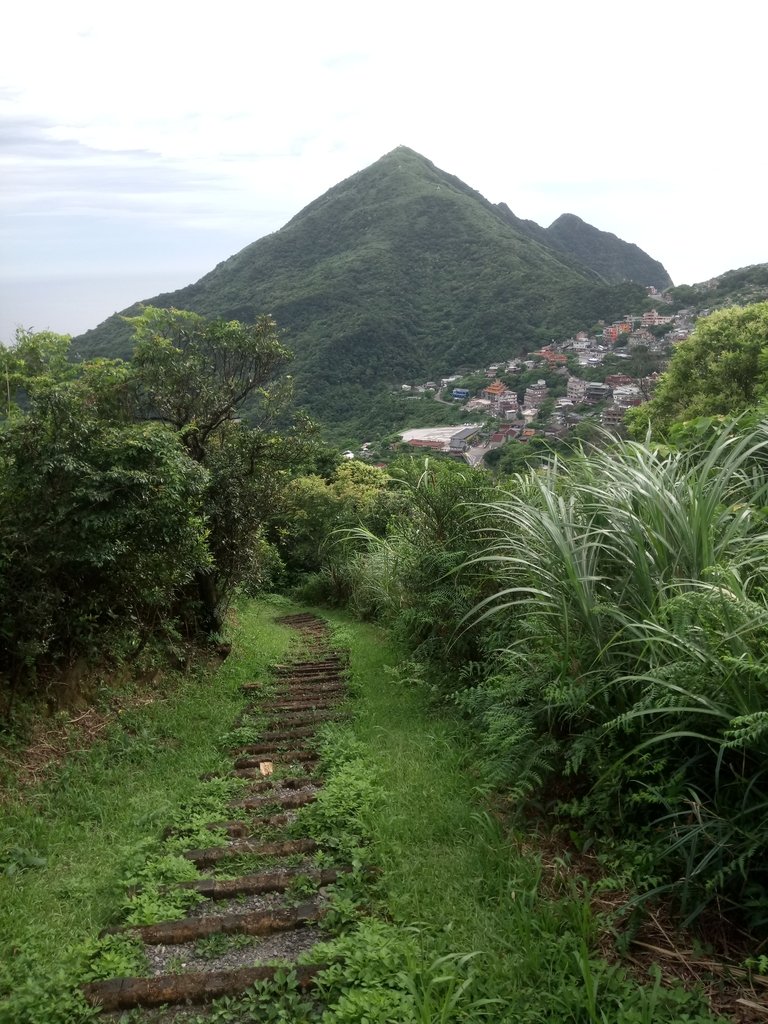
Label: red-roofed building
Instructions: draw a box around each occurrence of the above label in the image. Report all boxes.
[481,378,508,400]
[536,348,568,366]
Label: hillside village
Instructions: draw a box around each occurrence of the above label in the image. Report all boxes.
[375,292,699,467]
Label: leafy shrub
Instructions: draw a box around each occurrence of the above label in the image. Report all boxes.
[0,371,210,697]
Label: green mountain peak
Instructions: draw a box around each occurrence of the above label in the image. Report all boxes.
[74,149,662,434]
[546,212,673,290]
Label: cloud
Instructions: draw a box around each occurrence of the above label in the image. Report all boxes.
[1,116,223,203]
[0,114,277,289]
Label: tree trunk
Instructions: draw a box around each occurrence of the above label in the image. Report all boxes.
[195,570,223,635]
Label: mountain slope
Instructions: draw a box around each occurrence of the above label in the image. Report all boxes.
[74,148,652,431]
[669,263,768,311]
[545,213,673,290]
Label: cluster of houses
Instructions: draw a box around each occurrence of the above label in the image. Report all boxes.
[388,303,698,464]
[445,368,661,435]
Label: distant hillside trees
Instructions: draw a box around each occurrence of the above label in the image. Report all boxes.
[668,264,768,313]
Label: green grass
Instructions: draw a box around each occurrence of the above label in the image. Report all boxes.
[0,599,723,1023]
[0,597,298,1024]
[301,610,721,1023]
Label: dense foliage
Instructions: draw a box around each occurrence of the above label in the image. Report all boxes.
[546,212,672,290]
[668,263,768,313]
[295,458,495,666]
[0,312,314,704]
[8,290,768,955]
[128,307,302,631]
[302,417,768,936]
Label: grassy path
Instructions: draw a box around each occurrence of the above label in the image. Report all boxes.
[0,600,297,1023]
[0,599,721,1023]
[315,609,720,1024]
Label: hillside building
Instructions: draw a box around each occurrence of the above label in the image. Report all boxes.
[612,384,643,408]
[585,382,612,404]
[400,424,482,451]
[449,426,482,452]
[642,309,674,327]
[481,379,508,401]
[627,329,656,350]
[603,320,632,344]
[536,348,568,366]
[566,377,588,403]
[495,397,519,418]
[523,379,549,408]
[602,405,627,429]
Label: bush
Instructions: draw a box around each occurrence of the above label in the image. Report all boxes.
[0,377,208,699]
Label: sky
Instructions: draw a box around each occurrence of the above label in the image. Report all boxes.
[2,0,767,341]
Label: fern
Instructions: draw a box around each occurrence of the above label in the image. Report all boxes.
[723,712,768,749]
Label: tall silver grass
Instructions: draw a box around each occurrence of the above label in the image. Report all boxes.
[467,421,768,921]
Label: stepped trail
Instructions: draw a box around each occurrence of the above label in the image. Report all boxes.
[82,613,349,1016]
[4,604,751,1021]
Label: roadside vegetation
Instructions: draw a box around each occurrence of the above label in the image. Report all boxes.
[303,423,768,944]
[4,302,768,1020]
[298,615,719,1022]
[0,310,323,712]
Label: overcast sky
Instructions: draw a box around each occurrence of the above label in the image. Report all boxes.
[2,0,767,341]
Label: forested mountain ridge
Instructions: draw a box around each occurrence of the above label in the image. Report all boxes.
[74,147,661,431]
[668,262,768,311]
[490,205,672,291]
[544,212,673,290]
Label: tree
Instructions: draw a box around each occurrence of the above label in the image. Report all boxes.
[667,283,700,308]
[0,309,319,696]
[0,338,208,695]
[1,328,75,416]
[128,307,291,460]
[627,302,768,437]
[487,436,565,475]
[127,307,309,633]
[535,397,555,424]
[278,461,397,575]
